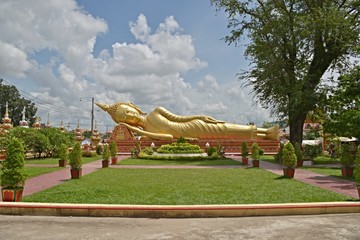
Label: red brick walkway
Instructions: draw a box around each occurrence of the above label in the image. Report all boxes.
[257,160,358,199]
[22,160,103,197]
[1,156,358,201]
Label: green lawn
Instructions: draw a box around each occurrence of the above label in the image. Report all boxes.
[302,167,355,182]
[25,166,63,178]
[118,158,242,166]
[25,156,101,165]
[23,168,352,204]
[259,155,277,162]
[313,156,340,165]
[260,155,341,165]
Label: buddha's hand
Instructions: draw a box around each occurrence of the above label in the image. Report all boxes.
[201,116,224,124]
[184,137,199,141]
[118,122,173,140]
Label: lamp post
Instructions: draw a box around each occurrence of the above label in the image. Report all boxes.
[80,97,95,135]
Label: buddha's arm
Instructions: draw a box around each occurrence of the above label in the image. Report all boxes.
[154,107,225,124]
[118,123,173,140]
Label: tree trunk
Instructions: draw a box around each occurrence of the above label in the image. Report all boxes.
[289,114,306,147]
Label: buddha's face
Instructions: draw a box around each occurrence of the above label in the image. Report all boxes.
[115,104,141,125]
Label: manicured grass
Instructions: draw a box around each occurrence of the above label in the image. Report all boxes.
[260,155,341,165]
[23,168,352,204]
[118,158,242,166]
[313,156,340,165]
[25,158,59,165]
[1,166,62,178]
[302,167,355,182]
[25,166,63,178]
[25,156,101,165]
[258,155,278,164]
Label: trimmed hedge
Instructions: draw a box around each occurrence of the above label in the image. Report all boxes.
[138,152,219,161]
[156,142,204,154]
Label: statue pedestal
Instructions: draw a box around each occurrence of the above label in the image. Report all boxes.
[110,125,279,155]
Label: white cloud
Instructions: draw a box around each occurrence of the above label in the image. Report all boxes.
[94,14,207,112]
[0,1,271,132]
[0,42,31,78]
[130,14,151,41]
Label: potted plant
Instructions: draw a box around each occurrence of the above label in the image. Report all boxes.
[58,143,68,167]
[294,142,303,167]
[274,143,284,163]
[354,145,360,199]
[69,142,82,179]
[241,142,249,165]
[339,144,355,177]
[102,144,110,168]
[282,142,297,178]
[110,141,118,165]
[1,138,28,202]
[251,142,260,167]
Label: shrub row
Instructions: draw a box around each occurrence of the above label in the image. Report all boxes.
[156,142,204,154]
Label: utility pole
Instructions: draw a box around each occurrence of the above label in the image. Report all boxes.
[91,97,94,135]
[80,97,95,136]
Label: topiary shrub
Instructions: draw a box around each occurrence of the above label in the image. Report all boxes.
[339,144,355,167]
[110,141,117,158]
[251,142,260,160]
[102,144,110,161]
[69,142,82,169]
[282,142,297,168]
[58,143,68,162]
[241,142,249,158]
[0,138,28,188]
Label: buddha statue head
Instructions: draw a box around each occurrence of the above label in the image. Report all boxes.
[96,102,146,126]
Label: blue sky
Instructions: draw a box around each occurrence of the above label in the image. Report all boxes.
[76,0,247,86]
[0,0,271,133]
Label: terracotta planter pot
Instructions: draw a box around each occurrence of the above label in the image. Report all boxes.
[297,160,303,168]
[252,159,259,168]
[283,168,295,178]
[111,157,118,165]
[242,157,248,165]
[102,160,109,168]
[58,159,67,167]
[1,187,24,202]
[0,149,6,159]
[70,168,82,179]
[341,166,354,177]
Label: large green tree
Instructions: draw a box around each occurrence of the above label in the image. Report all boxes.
[0,79,37,126]
[212,0,360,145]
[323,65,360,139]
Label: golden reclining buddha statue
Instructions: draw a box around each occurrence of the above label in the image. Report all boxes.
[96,102,279,141]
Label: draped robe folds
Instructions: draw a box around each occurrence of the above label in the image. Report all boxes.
[144,107,257,140]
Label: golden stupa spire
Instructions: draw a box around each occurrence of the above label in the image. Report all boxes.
[2,101,13,132]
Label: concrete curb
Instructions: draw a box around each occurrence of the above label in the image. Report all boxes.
[1,202,359,218]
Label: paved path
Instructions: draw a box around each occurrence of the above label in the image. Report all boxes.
[1,156,358,200]
[23,160,103,196]
[257,160,358,199]
[1,213,359,240]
